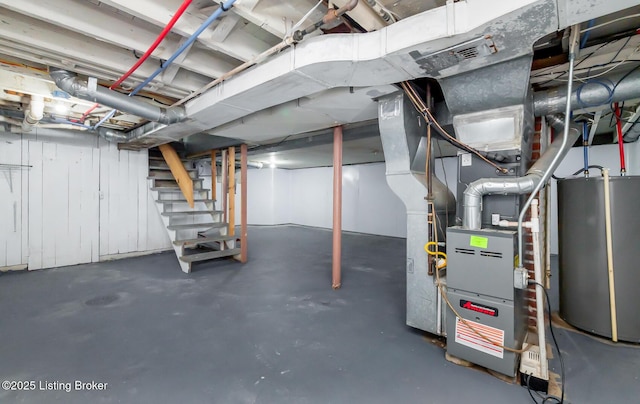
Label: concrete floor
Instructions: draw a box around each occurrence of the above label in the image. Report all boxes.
[0,225,638,404]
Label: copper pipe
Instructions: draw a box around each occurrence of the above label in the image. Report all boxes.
[333,0,359,19]
[425,84,434,276]
[295,0,359,40]
[332,125,343,290]
[240,144,248,263]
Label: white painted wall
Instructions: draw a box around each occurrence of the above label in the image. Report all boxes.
[199,163,292,226]
[0,132,28,269]
[4,125,635,270]
[27,140,100,269]
[289,163,408,237]
[0,130,170,270]
[99,141,170,257]
[226,143,632,255]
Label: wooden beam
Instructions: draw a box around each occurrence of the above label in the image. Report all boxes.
[332,126,343,290]
[158,144,194,208]
[221,150,228,225]
[228,147,236,237]
[211,149,217,201]
[239,144,248,263]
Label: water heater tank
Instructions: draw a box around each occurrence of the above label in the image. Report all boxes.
[557,176,640,342]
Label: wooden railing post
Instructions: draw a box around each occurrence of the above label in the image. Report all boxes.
[221,149,228,226]
[228,147,236,237]
[240,144,248,263]
[211,149,217,200]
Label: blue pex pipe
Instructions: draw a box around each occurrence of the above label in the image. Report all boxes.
[583,121,589,175]
[131,0,237,96]
[95,0,237,130]
[580,19,595,49]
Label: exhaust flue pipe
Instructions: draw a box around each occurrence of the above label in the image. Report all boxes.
[49,69,185,125]
[462,114,580,230]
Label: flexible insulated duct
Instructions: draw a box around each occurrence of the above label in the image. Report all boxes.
[623,122,640,142]
[533,69,640,116]
[462,114,580,230]
[49,69,185,125]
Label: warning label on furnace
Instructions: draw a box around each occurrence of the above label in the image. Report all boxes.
[454,318,504,359]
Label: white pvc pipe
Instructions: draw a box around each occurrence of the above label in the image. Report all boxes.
[22,94,44,132]
[602,168,618,342]
[531,199,548,380]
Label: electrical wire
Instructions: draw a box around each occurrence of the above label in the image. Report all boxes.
[113,0,193,89]
[82,0,194,125]
[551,165,604,180]
[291,0,324,33]
[611,63,640,94]
[532,39,631,86]
[525,282,565,404]
[575,79,614,109]
[94,0,236,129]
[400,81,509,174]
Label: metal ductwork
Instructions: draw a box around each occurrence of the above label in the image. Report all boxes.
[49,69,186,125]
[462,114,580,230]
[96,127,130,142]
[378,92,456,335]
[533,69,640,116]
[22,94,44,132]
[623,121,640,142]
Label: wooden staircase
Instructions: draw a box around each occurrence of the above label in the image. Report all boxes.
[148,144,247,273]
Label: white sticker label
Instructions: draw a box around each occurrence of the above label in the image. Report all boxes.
[461,153,472,167]
[454,318,504,359]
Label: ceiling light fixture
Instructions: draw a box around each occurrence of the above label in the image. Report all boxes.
[54,102,69,114]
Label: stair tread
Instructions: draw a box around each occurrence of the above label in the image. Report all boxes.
[156,198,215,203]
[162,210,222,217]
[180,248,241,263]
[149,166,196,172]
[151,187,208,192]
[174,235,236,246]
[148,156,190,163]
[167,222,226,230]
[147,176,202,181]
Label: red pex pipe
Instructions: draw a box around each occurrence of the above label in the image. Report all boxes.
[110,0,193,89]
[80,0,193,122]
[614,102,626,175]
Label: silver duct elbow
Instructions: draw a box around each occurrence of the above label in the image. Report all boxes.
[462,177,536,230]
[462,114,581,230]
[96,127,130,142]
[49,69,186,125]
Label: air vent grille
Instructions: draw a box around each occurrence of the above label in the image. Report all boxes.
[454,46,479,60]
[455,248,475,255]
[480,251,503,259]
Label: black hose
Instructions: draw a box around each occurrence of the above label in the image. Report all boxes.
[551,165,605,180]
